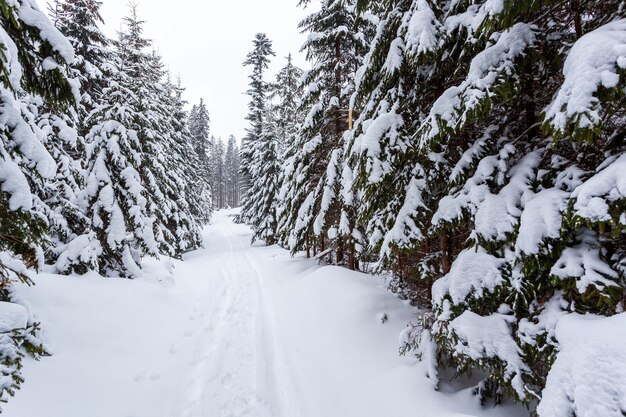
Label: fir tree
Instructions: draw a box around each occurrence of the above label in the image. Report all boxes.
[239,33,275,223]
[351,0,626,411]
[42,0,113,274]
[83,5,162,277]
[49,0,111,123]
[0,0,75,403]
[245,107,282,244]
[163,75,208,247]
[209,137,226,209]
[224,135,241,208]
[269,53,303,154]
[141,52,203,257]
[187,98,213,221]
[277,0,370,269]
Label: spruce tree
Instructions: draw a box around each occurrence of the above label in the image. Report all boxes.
[0,0,75,403]
[242,55,302,243]
[83,5,161,277]
[246,107,282,244]
[209,137,226,209]
[42,0,113,274]
[162,75,207,248]
[348,0,449,297]
[351,0,625,410]
[187,99,213,221]
[239,33,275,223]
[277,0,370,269]
[269,53,303,154]
[49,0,111,123]
[224,135,240,208]
[141,52,203,257]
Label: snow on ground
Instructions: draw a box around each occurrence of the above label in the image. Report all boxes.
[4,209,526,417]
[537,313,626,417]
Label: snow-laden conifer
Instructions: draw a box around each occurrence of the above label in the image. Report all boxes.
[277,0,370,269]
[0,0,75,403]
[239,33,275,223]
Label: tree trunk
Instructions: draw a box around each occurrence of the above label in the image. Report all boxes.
[306,236,311,258]
[570,0,583,38]
[337,238,344,265]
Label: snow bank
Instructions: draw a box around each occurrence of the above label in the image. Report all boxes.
[537,313,626,417]
[0,302,28,333]
[4,266,208,417]
[252,242,525,417]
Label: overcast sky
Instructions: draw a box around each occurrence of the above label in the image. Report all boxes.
[48,1,313,141]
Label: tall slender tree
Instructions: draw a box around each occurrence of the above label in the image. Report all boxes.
[269,53,303,154]
[209,137,226,209]
[239,33,275,223]
[245,107,282,244]
[224,135,240,208]
[187,98,213,220]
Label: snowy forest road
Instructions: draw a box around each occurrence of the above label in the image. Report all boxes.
[5,209,527,417]
[173,213,295,417]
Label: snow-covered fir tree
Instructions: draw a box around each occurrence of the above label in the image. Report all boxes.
[209,137,226,209]
[245,107,282,244]
[239,33,275,223]
[241,54,303,243]
[25,94,95,275]
[277,0,371,269]
[187,99,213,221]
[41,0,113,274]
[141,51,203,257]
[348,0,450,299]
[350,0,626,412]
[0,0,76,404]
[163,75,210,245]
[269,53,303,154]
[83,5,173,276]
[49,0,111,123]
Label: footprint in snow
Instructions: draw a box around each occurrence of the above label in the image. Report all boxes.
[150,372,161,381]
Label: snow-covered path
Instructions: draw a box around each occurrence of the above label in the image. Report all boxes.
[173,216,291,417]
[5,210,526,417]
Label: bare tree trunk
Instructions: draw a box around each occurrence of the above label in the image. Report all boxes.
[337,238,344,265]
[306,236,311,258]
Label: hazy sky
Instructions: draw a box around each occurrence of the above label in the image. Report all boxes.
[47,1,313,141]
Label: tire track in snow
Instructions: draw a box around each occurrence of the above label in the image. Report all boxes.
[175,217,294,417]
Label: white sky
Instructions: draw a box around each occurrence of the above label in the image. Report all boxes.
[48,0,313,141]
